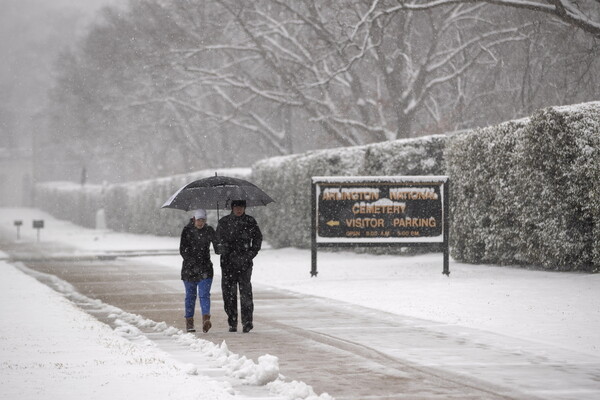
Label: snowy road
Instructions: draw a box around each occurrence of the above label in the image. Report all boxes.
[3,239,599,400]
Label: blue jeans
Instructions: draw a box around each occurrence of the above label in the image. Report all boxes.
[183,279,212,318]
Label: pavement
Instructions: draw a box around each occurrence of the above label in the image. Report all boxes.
[2,237,600,400]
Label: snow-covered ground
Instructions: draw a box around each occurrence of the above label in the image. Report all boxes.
[1,207,599,399]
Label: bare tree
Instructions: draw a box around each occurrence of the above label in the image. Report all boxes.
[40,0,599,182]
[187,0,531,144]
[42,1,237,181]
[357,0,600,38]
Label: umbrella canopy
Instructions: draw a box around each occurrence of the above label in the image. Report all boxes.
[161,175,275,211]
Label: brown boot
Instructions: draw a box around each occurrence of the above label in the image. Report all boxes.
[186,317,195,332]
[202,314,212,333]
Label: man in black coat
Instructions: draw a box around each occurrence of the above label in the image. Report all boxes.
[180,209,216,333]
[216,200,262,333]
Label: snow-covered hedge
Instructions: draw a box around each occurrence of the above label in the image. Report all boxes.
[33,102,599,272]
[34,168,251,237]
[446,102,600,272]
[250,135,447,248]
[35,135,446,249]
[35,182,105,229]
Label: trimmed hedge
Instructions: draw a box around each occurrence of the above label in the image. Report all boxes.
[446,102,600,272]
[445,121,526,265]
[250,135,447,248]
[35,182,105,229]
[34,168,251,237]
[35,135,447,249]
[33,101,599,271]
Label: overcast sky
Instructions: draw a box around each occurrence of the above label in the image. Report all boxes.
[0,0,119,149]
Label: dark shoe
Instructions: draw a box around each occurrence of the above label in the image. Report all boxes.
[228,326,237,332]
[202,314,212,333]
[186,317,195,333]
[242,323,253,333]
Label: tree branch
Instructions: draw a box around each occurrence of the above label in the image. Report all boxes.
[362,0,600,37]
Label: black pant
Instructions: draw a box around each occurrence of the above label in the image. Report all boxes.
[221,266,253,328]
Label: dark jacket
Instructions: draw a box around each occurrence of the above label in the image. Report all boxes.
[216,213,262,271]
[179,219,216,281]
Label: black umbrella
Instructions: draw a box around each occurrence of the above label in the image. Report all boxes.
[161,175,275,212]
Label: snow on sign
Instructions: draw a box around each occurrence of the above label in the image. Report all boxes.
[310,176,450,277]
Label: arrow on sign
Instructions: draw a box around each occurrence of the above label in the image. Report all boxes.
[326,220,340,227]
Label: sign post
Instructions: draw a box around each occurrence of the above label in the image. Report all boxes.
[33,220,44,243]
[311,176,450,277]
[14,220,23,240]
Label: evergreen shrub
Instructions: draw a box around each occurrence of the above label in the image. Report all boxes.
[35,168,250,237]
[103,168,251,236]
[251,135,447,248]
[446,102,600,271]
[35,182,104,229]
[34,102,599,272]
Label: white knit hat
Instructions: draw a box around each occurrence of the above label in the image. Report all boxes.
[193,209,207,220]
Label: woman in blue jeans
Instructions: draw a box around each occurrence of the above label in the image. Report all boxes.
[179,209,216,333]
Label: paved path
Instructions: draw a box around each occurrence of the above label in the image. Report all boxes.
[2,238,600,400]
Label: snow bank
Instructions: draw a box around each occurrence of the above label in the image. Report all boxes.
[0,260,237,400]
